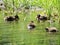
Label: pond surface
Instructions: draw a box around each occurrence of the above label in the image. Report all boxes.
[0,10,60,45]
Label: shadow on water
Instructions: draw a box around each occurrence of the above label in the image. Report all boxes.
[0,42,11,45]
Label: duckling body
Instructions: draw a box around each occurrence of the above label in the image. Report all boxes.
[45,27,58,33]
[37,14,48,22]
[27,21,36,30]
[4,15,19,22]
[28,25,35,30]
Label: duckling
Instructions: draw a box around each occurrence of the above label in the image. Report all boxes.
[45,27,58,33]
[27,21,36,30]
[4,15,19,22]
[36,14,48,22]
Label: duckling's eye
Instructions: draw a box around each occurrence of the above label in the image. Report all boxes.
[0,4,3,6]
